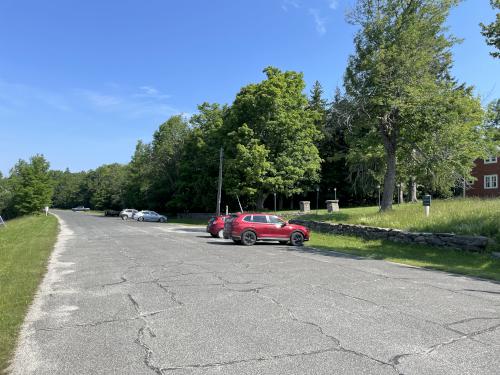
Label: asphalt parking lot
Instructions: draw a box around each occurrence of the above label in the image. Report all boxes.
[10,210,500,374]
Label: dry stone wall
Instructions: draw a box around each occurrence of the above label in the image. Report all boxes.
[289,219,490,252]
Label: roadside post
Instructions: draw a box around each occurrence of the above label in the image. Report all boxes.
[377,185,381,209]
[423,195,431,217]
[273,192,277,213]
[316,186,320,215]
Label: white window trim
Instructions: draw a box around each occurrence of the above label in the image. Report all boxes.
[484,156,498,164]
[484,174,498,189]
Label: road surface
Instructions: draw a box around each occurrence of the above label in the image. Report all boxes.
[11,210,500,374]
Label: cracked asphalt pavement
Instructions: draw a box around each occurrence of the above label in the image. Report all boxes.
[10,210,500,374]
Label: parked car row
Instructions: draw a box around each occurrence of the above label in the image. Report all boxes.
[119,209,167,223]
[207,212,310,246]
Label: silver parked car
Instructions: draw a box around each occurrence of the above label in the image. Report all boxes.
[133,210,167,223]
[120,209,138,220]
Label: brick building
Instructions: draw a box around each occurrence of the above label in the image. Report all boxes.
[467,155,500,198]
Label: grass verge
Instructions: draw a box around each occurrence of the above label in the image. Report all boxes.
[309,232,500,282]
[0,215,59,373]
[281,198,500,249]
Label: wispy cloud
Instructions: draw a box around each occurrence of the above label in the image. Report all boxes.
[76,86,179,119]
[77,90,122,108]
[282,0,300,11]
[0,79,181,122]
[0,80,71,113]
[327,0,338,10]
[135,85,171,100]
[309,8,327,35]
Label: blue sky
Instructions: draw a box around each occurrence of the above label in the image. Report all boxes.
[0,0,498,175]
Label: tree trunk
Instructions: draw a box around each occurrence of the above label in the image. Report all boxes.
[379,114,398,212]
[410,177,417,202]
[399,183,404,204]
[381,150,396,211]
[278,195,283,210]
[289,197,293,210]
[255,192,268,210]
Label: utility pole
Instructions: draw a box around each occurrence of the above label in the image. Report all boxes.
[216,147,223,216]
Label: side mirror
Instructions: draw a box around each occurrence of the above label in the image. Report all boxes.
[281,222,287,227]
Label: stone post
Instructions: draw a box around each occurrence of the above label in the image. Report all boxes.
[299,201,310,213]
[325,200,339,213]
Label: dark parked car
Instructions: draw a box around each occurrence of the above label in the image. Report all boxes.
[207,215,230,238]
[224,213,310,246]
[104,210,120,217]
[72,206,90,212]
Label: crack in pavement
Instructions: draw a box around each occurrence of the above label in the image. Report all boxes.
[251,290,400,375]
[389,322,500,367]
[32,309,171,334]
[128,294,165,375]
[159,347,343,372]
[312,283,468,337]
[155,281,184,306]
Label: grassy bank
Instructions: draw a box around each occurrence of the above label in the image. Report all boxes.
[0,215,59,373]
[309,232,500,281]
[282,198,500,247]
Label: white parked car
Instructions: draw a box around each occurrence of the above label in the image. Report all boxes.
[120,209,138,220]
[133,210,167,223]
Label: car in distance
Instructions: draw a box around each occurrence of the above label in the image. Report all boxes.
[104,209,120,217]
[120,209,138,220]
[72,206,90,212]
[225,213,310,246]
[133,210,167,223]
[207,215,230,238]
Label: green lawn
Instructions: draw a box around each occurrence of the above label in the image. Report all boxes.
[0,215,59,373]
[281,198,500,247]
[309,232,500,281]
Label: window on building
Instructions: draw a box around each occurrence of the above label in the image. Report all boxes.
[484,156,498,164]
[484,175,498,189]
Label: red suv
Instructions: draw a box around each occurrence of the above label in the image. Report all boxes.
[206,215,230,238]
[224,213,310,246]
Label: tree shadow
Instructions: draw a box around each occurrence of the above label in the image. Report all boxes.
[284,240,500,284]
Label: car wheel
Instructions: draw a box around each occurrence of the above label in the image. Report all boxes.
[241,230,257,246]
[217,229,224,238]
[279,240,288,245]
[159,217,166,223]
[138,217,144,222]
[290,232,304,246]
[121,215,128,220]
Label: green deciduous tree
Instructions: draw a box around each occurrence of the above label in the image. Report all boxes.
[223,67,322,209]
[173,103,228,212]
[51,169,90,209]
[87,163,127,210]
[344,0,486,210]
[9,154,53,215]
[123,140,153,209]
[481,0,500,58]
